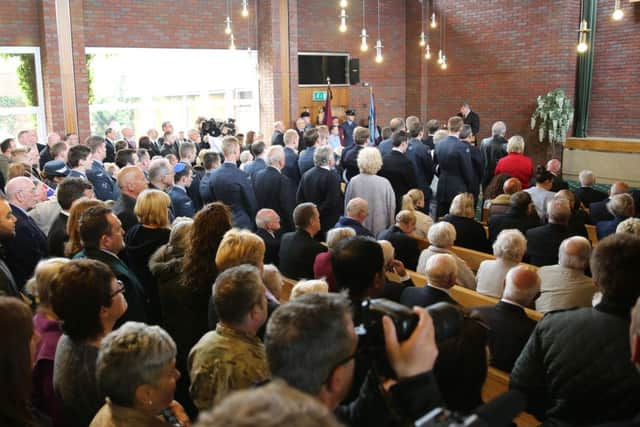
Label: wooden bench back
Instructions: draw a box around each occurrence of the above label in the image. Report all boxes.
[586,224,598,246]
[280,276,297,302]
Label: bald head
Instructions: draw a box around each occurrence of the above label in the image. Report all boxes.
[610,181,630,196]
[256,208,280,231]
[503,178,522,195]
[546,159,561,175]
[547,197,571,225]
[555,189,576,211]
[5,176,37,210]
[559,236,591,270]
[346,197,368,223]
[425,254,457,289]
[117,166,146,198]
[503,265,540,306]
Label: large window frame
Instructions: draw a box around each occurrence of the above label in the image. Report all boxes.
[0,46,47,142]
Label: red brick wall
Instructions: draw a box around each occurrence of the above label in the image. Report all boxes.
[296,0,406,126]
[424,1,581,165]
[588,1,640,138]
[0,0,41,46]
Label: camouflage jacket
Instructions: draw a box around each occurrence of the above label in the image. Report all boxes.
[187,323,270,411]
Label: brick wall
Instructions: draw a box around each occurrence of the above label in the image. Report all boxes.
[588,1,640,138]
[0,0,40,46]
[424,0,581,165]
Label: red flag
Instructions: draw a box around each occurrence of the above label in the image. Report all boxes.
[323,82,333,126]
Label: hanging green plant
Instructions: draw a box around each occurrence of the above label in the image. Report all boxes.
[86,53,95,104]
[530,88,574,146]
[0,53,37,106]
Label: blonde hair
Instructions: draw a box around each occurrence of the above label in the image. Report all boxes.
[134,189,171,228]
[65,198,106,256]
[402,189,425,211]
[326,227,356,249]
[616,217,640,237]
[357,147,383,174]
[290,279,329,299]
[396,210,416,226]
[507,135,525,154]
[26,258,70,307]
[449,193,476,218]
[215,228,266,272]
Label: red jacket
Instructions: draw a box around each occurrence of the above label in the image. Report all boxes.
[494,153,533,189]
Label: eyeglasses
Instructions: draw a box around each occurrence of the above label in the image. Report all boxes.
[110,280,125,298]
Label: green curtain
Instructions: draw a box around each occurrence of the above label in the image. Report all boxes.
[574,0,597,137]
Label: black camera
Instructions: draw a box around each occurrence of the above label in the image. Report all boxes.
[200,118,237,138]
[359,299,463,378]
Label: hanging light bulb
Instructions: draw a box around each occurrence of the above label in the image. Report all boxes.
[441,55,447,70]
[340,0,348,8]
[339,9,348,32]
[229,34,236,50]
[430,13,437,29]
[360,28,368,51]
[241,0,249,17]
[612,0,623,20]
[437,49,443,64]
[224,16,232,35]
[419,32,426,47]
[375,39,383,63]
[576,19,590,53]
[424,44,431,60]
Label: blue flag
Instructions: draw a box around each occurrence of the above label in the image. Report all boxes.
[369,91,379,144]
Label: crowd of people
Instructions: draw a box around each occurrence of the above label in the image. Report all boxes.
[0,106,639,427]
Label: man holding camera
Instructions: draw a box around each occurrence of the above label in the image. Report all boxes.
[265,291,442,426]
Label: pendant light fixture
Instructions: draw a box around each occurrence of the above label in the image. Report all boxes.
[360,0,368,51]
[612,0,623,20]
[440,9,447,70]
[339,8,348,32]
[340,0,348,8]
[418,0,426,47]
[241,0,249,17]
[375,0,383,63]
[430,0,437,31]
[224,0,232,35]
[229,34,236,50]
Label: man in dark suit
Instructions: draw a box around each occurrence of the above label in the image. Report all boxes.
[479,121,508,189]
[574,170,608,208]
[405,117,434,206]
[526,197,573,266]
[278,203,326,280]
[104,127,117,163]
[48,177,94,257]
[339,109,357,148]
[334,197,374,237]
[489,191,540,242]
[457,103,480,139]
[207,137,257,230]
[296,145,343,239]
[67,144,93,180]
[86,136,120,201]
[547,159,569,192]
[198,151,221,205]
[169,162,195,218]
[471,266,539,372]
[339,126,368,182]
[282,129,301,187]
[596,193,635,240]
[255,209,281,266]
[3,177,48,290]
[177,142,203,213]
[421,119,440,150]
[298,128,320,177]
[74,205,148,325]
[589,181,629,224]
[400,253,459,308]
[0,198,20,298]
[377,117,405,156]
[38,133,60,169]
[378,130,418,213]
[434,116,475,218]
[113,166,148,233]
[244,141,268,179]
[377,210,420,270]
[252,146,296,232]
[271,121,285,146]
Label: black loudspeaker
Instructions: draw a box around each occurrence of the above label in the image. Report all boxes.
[349,58,360,85]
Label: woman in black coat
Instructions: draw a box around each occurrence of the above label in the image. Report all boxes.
[442,193,492,254]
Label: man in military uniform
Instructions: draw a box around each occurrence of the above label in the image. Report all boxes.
[169,162,195,218]
[340,109,357,148]
[188,265,270,410]
[86,136,120,201]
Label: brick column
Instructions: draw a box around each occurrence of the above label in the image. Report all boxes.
[39,0,65,136]
[69,0,90,138]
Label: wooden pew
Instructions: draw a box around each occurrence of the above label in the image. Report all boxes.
[449,245,538,274]
[483,368,540,427]
[280,276,297,302]
[585,224,598,246]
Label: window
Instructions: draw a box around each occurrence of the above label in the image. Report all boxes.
[0,47,46,142]
[86,48,260,137]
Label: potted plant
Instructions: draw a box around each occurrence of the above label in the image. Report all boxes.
[530,88,574,156]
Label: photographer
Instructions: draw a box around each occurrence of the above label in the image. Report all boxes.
[265,291,442,427]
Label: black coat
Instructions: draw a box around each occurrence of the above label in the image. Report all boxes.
[296,167,343,235]
[112,193,139,233]
[589,198,613,224]
[574,186,607,208]
[207,162,258,230]
[255,228,280,266]
[340,144,364,182]
[47,212,68,258]
[271,131,284,146]
[378,150,418,214]
[0,252,20,298]
[253,166,296,232]
[550,174,569,192]
[434,136,474,207]
[442,214,491,254]
[459,110,480,136]
[406,138,434,201]
[282,146,301,186]
[488,207,540,242]
[400,285,458,308]
[297,146,316,177]
[278,229,326,280]
[471,301,536,372]
[525,223,573,267]
[479,136,508,187]
[3,205,47,290]
[104,138,116,163]
[377,225,420,271]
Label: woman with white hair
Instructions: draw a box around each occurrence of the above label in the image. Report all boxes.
[290,279,329,299]
[90,322,189,426]
[344,147,396,236]
[616,217,640,237]
[443,193,491,253]
[416,221,476,289]
[313,227,356,291]
[494,135,533,189]
[476,229,527,298]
